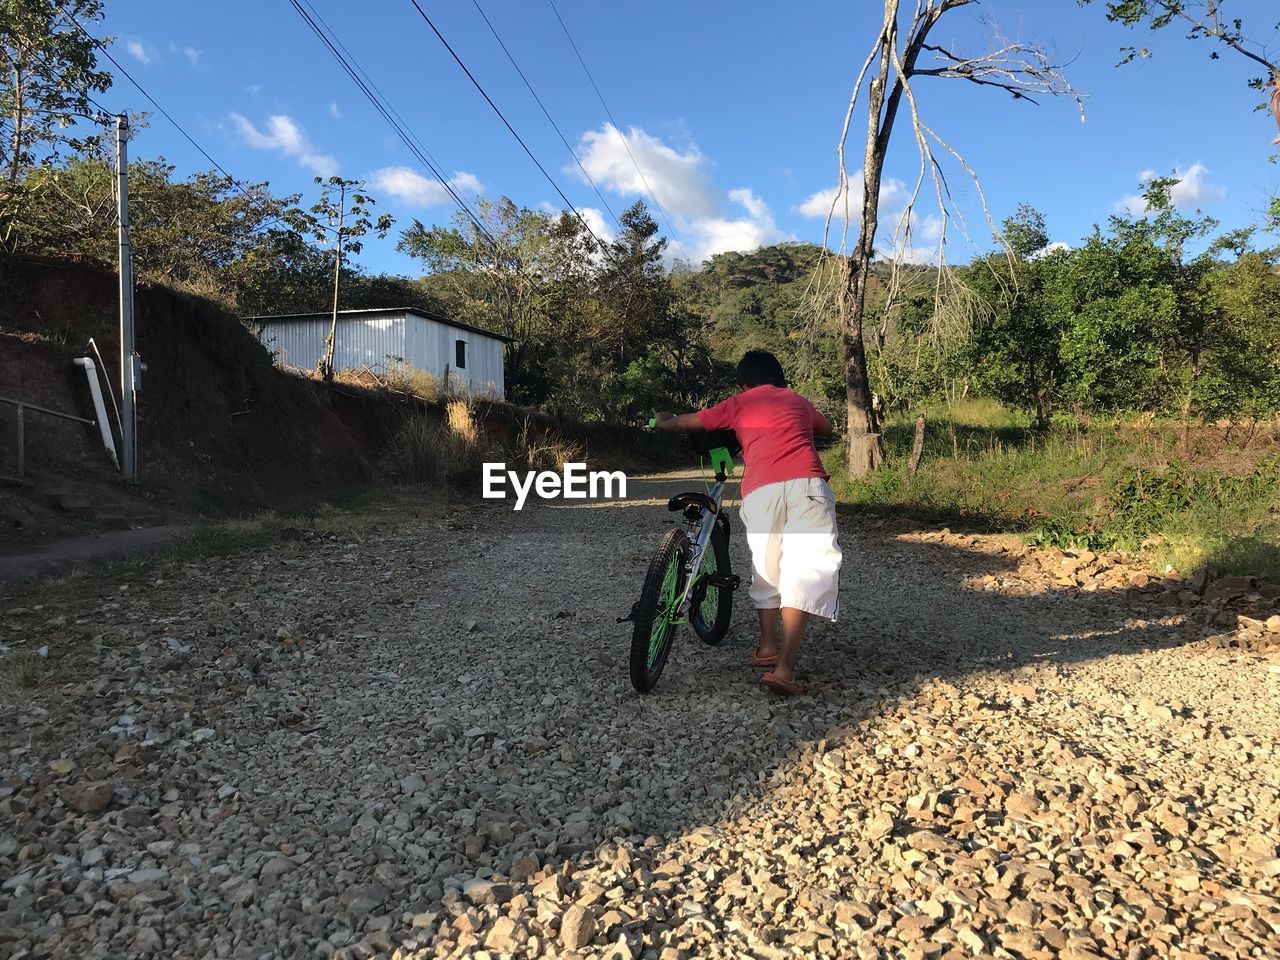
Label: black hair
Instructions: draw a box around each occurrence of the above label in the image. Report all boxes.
[735,350,787,388]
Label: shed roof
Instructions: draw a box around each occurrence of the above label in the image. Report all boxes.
[246,307,513,342]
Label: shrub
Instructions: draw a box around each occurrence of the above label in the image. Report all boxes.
[513,416,583,473]
[389,399,487,487]
[384,362,440,401]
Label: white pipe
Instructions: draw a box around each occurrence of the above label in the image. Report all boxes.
[87,336,122,439]
[74,357,120,470]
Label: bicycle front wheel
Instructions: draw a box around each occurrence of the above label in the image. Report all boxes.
[629,528,688,693]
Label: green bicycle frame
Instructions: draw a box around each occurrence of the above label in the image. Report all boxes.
[672,444,733,620]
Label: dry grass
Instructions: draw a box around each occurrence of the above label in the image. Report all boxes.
[446,398,480,447]
[514,417,583,473]
[384,363,441,401]
[1,652,68,693]
[389,398,488,486]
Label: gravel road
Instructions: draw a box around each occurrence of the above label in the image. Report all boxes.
[2,470,1279,959]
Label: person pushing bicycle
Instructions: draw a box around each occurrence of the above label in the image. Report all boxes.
[653,350,843,696]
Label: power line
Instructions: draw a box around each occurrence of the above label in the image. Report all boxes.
[296,0,491,244]
[470,0,620,232]
[544,0,694,266]
[407,0,608,250]
[287,0,499,250]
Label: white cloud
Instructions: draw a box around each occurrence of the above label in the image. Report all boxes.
[169,42,200,65]
[369,166,482,207]
[573,123,718,220]
[329,101,342,120]
[795,173,907,222]
[124,39,153,65]
[798,173,949,262]
[882,210,946,265]
[688,188,788,263]
[576,206,614,243]
[571,123,788,264]
[1118,162,1226,214]
[230,113,339,178]
[1030,240,1072,260]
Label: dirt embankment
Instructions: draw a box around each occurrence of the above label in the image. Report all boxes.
[0,254,378,545]
[0,255,672,548]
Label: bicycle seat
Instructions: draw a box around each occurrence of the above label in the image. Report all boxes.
[668,492,718,515]
[689,428,741,459]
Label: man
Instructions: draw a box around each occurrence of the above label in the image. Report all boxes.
[654,350,843,696]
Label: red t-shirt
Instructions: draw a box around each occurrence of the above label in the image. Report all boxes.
[699,385,829,498]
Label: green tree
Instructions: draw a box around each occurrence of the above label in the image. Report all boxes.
[967,205,1067,426]
[0,0,112,243]
[399,197,567,401]
[303,176,393,380]
[15,152,304,298]
[1201,248,1280,419]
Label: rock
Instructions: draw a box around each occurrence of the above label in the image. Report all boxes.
[867,811,895,840]
[485,916,521,952]
[259,856,297,882]
[1267,615,1280,634]
[560,904,596,950]
[339,884,390,919]
[63,781,113,814]
[1006,792,1041,818]
[400,773,427,793]
[956,926,986,953]
[533,874,565,902]
[510,855,539,881]
[135,927,163,953]
[463,877,512,905]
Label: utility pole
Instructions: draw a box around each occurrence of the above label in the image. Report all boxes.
[323,180,347,381]
[116,114,137,481]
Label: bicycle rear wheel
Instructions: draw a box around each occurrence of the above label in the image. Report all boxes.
[690,518,733,646]
[629,528,688,693]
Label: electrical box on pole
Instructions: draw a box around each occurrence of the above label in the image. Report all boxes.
[116,114,138,482]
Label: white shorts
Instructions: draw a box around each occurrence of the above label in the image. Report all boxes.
[739,477,843,620]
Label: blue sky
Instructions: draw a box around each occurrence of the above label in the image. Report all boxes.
[94,0,1280,274]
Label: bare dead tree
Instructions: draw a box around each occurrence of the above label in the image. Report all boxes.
[818,0,1082,478]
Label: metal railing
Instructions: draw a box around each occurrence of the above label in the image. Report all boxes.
[0,396,96,478]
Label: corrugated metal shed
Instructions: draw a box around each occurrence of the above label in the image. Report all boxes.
[249,307,508,399]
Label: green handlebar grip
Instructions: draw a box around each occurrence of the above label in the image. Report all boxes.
[647,418,658,429]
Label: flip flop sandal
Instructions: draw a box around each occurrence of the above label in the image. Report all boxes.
[761,671,804,697]
[750,652,779,668]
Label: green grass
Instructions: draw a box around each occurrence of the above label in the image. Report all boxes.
[826,400,1280,579]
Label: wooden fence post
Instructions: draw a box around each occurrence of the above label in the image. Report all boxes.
[907,415,926,478]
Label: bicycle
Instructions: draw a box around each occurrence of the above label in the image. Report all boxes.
[623,424,743,693]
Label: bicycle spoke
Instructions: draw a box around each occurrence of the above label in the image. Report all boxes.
[648,555,681,666]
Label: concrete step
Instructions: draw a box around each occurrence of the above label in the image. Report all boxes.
[94,509,166,529]
[42,491,94,514]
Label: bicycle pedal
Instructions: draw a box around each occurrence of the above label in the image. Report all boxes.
[708,574,741,590]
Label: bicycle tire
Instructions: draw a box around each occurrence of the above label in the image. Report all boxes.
[629,528,688,693]
[690,518,733,646]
